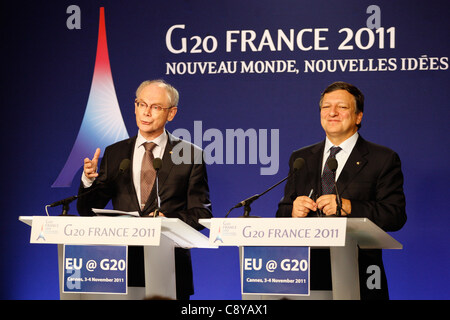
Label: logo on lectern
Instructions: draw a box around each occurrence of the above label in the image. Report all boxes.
[213,226,223,243]
[34,220,60,242]
[35,224,46,241]
[213,220,240,244]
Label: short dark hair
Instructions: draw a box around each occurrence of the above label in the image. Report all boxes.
[319,81,364,129]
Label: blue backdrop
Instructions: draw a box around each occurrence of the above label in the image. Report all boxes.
[1,0,449,300]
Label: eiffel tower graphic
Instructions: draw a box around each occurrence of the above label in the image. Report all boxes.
[52,7,129,187]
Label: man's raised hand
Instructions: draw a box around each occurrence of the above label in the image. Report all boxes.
[83,148,101,180]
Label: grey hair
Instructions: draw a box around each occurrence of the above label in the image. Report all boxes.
[135,79,179,107]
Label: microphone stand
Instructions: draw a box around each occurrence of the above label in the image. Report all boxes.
[47,195,78,216]
[226,174,291,218]
[153,169,161,217]
[225,157,304,218]
[242,175,292,218]
[48,159,130,216]
[334,183,342,217]
[240,195,260,218]
[152,158,163,218]
[61,198,77,216]
[328,158,342,217]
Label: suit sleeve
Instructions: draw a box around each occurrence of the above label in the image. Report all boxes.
[349,151,407,232]
[165,150,213,230]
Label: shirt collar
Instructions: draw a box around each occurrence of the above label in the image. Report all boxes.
[136,130,168,148]
[325,132,359,155]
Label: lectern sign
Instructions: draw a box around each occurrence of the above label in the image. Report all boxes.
[242,246,310,296]
[209,218,347,247]
[30,216,161,246]
[63,245,127,294]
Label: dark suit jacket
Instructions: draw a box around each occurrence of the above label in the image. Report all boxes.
[77,131,213,299]
[276,135,406,299]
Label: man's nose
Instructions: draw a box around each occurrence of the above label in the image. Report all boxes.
[143,107,152,116]
[329,105,339,116]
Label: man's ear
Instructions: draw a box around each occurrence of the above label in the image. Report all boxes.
[167,107,178,122]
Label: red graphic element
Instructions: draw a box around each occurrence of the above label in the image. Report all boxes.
[52,7,129,187]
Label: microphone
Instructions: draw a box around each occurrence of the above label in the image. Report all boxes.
[153,158,162,171]
[118,158,131,174]
[327,157,338,172]
[327,157,342,216]
[47,158,130,215]
[226,157,305,218]
[152,158,162,217]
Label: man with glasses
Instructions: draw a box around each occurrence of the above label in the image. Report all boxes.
[77,79,213,300]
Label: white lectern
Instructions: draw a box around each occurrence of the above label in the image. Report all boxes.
[19,216,216,300]
[199,217,402,300]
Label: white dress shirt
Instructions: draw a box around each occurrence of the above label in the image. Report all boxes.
[321,132,359,180]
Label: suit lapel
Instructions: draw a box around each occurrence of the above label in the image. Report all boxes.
[158,132,177,188]
[306,141,325,197]
[336,136,369,195]
[124,136,141,211]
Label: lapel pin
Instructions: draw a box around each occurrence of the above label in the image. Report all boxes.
[356,161,360,165]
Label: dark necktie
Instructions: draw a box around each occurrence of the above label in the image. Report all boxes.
[321,146,342,195]
[140,142,157,209]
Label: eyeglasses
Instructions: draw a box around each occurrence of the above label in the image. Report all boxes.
[135,99,173,112]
